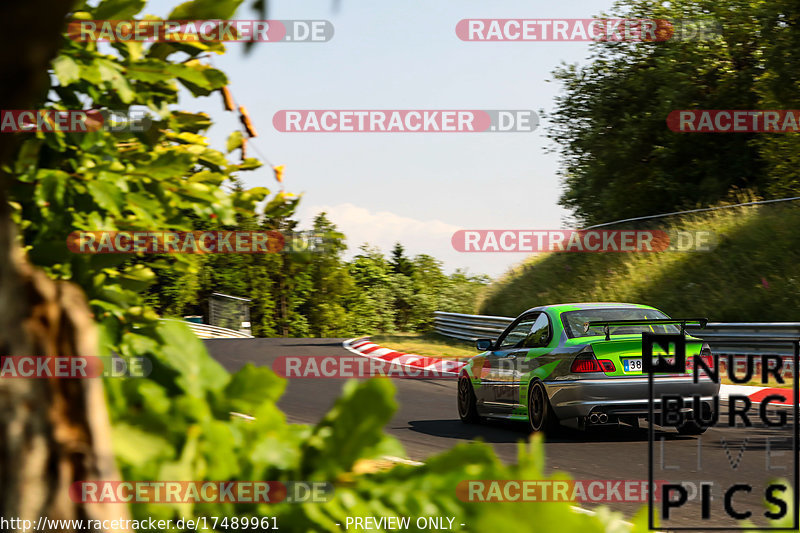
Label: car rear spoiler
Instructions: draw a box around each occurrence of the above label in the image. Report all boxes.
[583,318,708,340]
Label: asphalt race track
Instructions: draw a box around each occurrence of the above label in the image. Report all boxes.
[204,338,798,529]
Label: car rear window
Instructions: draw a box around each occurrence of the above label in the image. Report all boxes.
[561,308,679,338]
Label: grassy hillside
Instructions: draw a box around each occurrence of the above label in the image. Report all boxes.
[478,202,800,322]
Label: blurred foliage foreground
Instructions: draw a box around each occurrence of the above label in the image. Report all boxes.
[110,320,641,532]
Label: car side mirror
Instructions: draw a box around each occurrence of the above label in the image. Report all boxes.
[475,339,493,351]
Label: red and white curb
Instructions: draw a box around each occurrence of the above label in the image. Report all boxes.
[342,337,467,377]
[719,383,796,406]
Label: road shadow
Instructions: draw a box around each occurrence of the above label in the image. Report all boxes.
[406,419,527,444]
[554,425,697,444]
[702,421,796,450]
[407,418,698,444]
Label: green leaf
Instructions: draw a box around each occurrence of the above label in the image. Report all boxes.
[202,66,227,89]
[224,364,286,413]
[153,320,229,395]
[125,194,163,226]
[199,420,240,478]
[166,62,213,89]
[118,264,156,292]
[139,150,195,178]
[157,427,199,516]
[87,179,125,216]
[167,131,207,145]
[263,191,301,218]
[78,61,102,84]
[135,381,172,416]
[93,0,146,19]
[52,55,80,86]
[298,379,399,479]
[125,60,176,83]
[233,186,270,211]
[168,0,244,20]
[237,157,263,171]
[170,111,212,133]
[97,59,135,103]
[196,147,229,170]
[112,422,174,467]
[226,130,243,153]
[35,169,69,207]
[14,139,42,175]
[146,39,226,62]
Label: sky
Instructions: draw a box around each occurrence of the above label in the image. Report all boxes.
[146,0,617,277]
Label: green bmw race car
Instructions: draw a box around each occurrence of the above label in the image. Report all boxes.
[457,302,719,434]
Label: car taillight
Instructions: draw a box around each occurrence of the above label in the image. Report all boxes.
[687,345,713,371]
[598,360,616,372]
[571,351,602,373]
[699,344,713,369]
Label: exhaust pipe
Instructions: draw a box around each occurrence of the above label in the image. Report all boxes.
[598,413,608,424]
[589,413,599,424]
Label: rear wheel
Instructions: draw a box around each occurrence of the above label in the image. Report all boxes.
[458,376,480,423]
[528,380,559,434]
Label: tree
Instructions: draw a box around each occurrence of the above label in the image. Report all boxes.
[548,0,800,225]
[348,244,396,333]
[407,256,489,330]
[389,242,414,277]
[267,217,313,336]
[753,0,800,197]
[302,212,355,337]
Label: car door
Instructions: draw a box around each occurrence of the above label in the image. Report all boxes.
[480,314,538,411]
[513,312,555,408]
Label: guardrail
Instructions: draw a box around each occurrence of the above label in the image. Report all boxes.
[161,319,254,339]
[433,311,512,341]
[434,311,800,355]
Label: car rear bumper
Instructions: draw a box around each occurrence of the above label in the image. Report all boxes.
[546,376,720,419]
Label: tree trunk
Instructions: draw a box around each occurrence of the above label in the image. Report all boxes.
[0,2,130,531]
